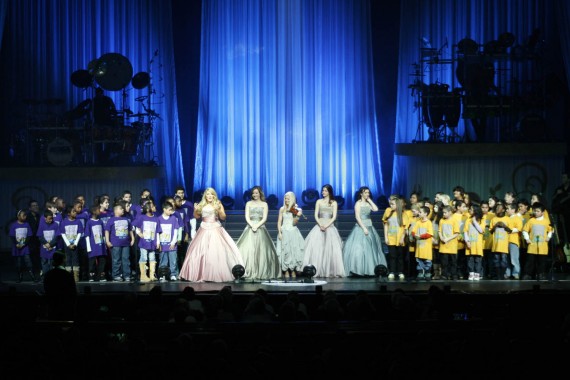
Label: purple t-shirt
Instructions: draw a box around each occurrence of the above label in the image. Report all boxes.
[99,210,112,229]
[158,214,180,252]
[133,214,161,250]
[75,209,90,249]
[9,221,32,256]
[105,216,132,247]
[179,200,194,230]
[37,221,59,259]
[58,218,84,247]
[85,218,107,258]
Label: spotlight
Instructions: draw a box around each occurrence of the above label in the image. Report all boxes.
[302,265,316,283]
[232,264,245,283]
[374,264,388,282]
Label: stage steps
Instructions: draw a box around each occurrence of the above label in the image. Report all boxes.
[218,209,386,242]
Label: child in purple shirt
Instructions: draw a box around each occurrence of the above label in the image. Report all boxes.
[58,205,84,282]
[85,205,107,282]
[9,210,36,283]
[134,202,161,282]
[37,209,59,279]
[105,203,134,282]
[158,202,181,281]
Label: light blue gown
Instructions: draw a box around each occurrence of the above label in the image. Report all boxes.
[342,203,387,276]
[276,211,305,272]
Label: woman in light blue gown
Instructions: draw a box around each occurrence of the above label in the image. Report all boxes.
[236,186,281,280]
[343,186,387,276]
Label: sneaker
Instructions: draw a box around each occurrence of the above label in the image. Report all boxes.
[124,277,132,282]
[159,276,167,282]
[388,273,395,280]
[513,274,520,280]
[416,271,425,281]
[474,273,481,281]
[170,275,178,281]
[468,272,474,281]
[113,277,123,282]
[522,274,532,280]
[398,273,405,280]
[424,272,432,281]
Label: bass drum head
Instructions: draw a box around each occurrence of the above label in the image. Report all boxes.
[47,137,73,166]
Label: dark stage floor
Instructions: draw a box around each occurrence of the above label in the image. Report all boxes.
[3,271,570,296]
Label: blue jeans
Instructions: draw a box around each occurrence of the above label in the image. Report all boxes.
[111,246,131,279]
[506,243,520,277]
[416,258,432,271]
[159,250,179,277]
[139,248,156,263]
[41,257,53,276]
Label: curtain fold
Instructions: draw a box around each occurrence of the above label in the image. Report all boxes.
[194,0,384,208]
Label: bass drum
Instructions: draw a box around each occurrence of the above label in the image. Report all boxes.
[47,137,73,166]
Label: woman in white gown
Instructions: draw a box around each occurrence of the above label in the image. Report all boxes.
[276,191,305,279]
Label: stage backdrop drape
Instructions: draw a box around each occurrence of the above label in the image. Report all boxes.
[0,0,185,196]
[193,0,385,209]
[392,0,565,196]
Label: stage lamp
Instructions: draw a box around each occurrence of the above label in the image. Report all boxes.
[302,265,317,283]
[374,264,388,282]
[232,264,245,283]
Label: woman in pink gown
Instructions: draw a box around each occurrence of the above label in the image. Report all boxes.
[179,188,244,282]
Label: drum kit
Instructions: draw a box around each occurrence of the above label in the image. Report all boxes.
[16,52,157,166]
[410,32,537,143]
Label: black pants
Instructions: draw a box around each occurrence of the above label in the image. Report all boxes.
[388,245,405,275]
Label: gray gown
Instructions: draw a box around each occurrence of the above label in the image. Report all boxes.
[236,205,281,280]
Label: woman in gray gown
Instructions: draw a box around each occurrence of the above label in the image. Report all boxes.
[236,186,281,280]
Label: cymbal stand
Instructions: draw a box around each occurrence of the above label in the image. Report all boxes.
[410,63,425,143]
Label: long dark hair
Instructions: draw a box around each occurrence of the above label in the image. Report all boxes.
[322,184,334,206]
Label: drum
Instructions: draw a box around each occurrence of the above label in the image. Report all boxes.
[46,137,73,166]
[119,126,141,154]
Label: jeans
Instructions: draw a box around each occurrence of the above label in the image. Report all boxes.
[506,243,520,277]
[159,250,179,277]
[139,248,157,263]
[111,246,131,279]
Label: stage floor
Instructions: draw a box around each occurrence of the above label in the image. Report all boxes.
[3,272,570,296]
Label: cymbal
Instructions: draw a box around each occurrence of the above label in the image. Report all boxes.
[129,113,148,118]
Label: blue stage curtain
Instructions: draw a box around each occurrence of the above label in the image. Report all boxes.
[2,0,185,194]
[392,0,561,195]
[193,0,385,208]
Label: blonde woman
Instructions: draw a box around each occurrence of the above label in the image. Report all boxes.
[236,186,280,280]
[276,191,305,279]
[179,188,244,282]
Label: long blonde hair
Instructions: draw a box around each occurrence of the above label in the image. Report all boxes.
[282,191,297,211]
[196,187,221,213]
